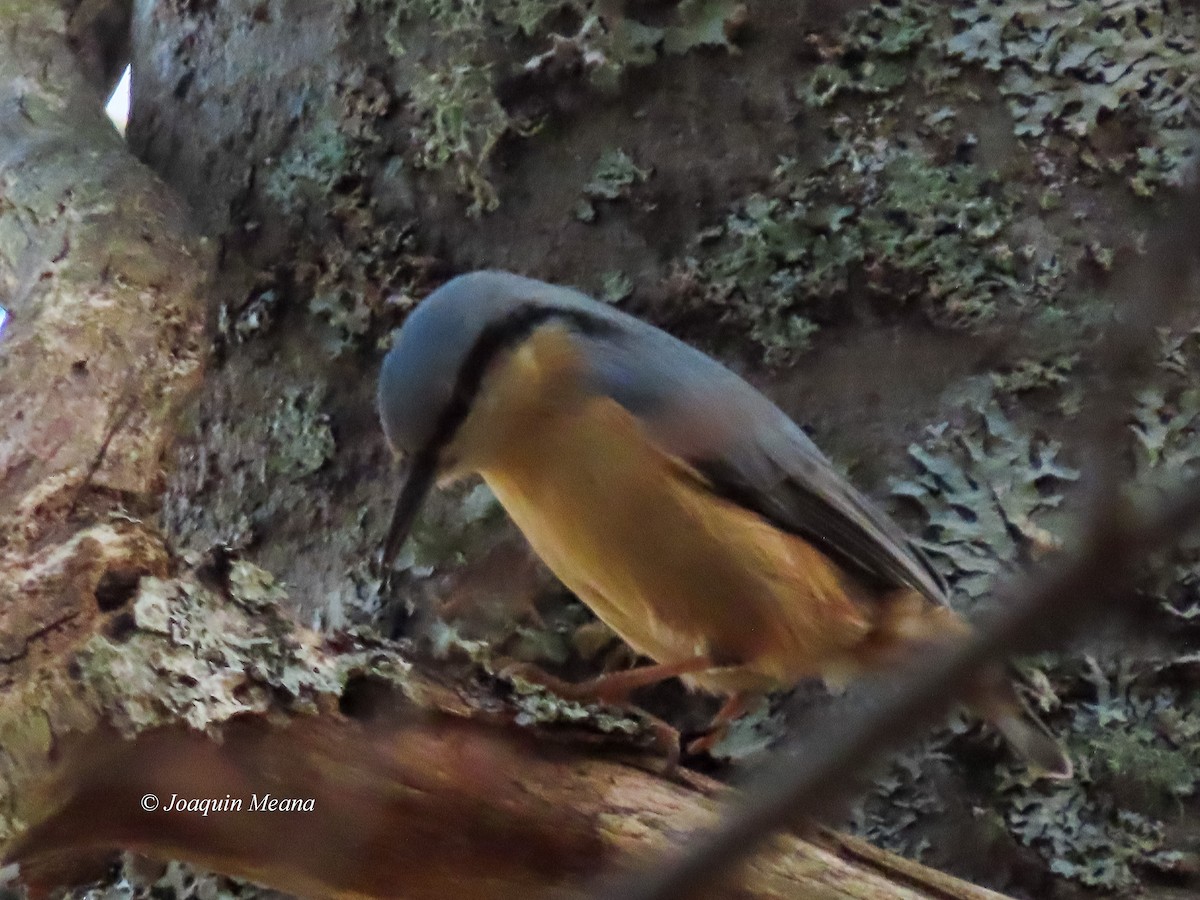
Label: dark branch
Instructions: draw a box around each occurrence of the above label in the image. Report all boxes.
[594,188,1200,900]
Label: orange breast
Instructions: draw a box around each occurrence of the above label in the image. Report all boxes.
[450,325,876,694]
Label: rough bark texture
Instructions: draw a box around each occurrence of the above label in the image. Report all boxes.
[0,0,206,553]
[0,0,208,867]
[1,548,1010,900]
[0,0,206,808]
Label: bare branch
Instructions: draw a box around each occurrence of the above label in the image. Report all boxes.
[595,190,1200,900]
[596,475,1200,900]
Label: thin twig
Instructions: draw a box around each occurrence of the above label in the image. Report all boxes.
[596,477,1200,900]
[592,187,1200,900]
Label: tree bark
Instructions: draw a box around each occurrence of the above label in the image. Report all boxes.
[0,0,207,548]
[0,0,204,802]
[2,547,1011,900]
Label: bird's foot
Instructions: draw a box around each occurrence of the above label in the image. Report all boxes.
[500,656,715,706]
[684,725,729,757]
[497,660,683,772]
[498,660,602,701]
[683,691,756,757]
[648,717,682,776]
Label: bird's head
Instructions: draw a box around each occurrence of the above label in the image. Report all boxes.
[376,270,625,567]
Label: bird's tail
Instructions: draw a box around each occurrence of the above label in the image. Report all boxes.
[856,589,1072,778]
[970,666,1073,780]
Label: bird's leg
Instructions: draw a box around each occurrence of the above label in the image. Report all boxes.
[500,655,716,774]
[502,655,714,705]
[574,655,716,704]
[685,691,754,756]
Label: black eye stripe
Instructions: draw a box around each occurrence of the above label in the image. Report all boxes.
[418,303,618,468]
[382,302,618,569]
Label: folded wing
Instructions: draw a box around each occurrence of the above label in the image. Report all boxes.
[576,318,948,608]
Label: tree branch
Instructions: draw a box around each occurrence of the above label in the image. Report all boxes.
[593,192,1200,900]
[2,547,1012,900]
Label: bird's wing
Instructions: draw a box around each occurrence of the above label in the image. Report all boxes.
[578,324,949,607]
[686,444,950,606]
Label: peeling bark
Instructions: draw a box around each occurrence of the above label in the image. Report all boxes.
[0,0,204,879]
[0,0,208,553]
[1,550,1010,900]
[0,0,208,751]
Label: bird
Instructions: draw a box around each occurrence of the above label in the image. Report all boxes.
[376,270,1072,778]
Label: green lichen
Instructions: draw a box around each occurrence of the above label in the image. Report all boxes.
[505,674,641,734]
[1005,781,1180,888]
[662,0,745,56]
[1089,723,1198,798]
[266,388,336,479]
[945,0,1200,195]
[676,0,1083,367]
[408,60,509,215]
[684,126,1032,365]
[575,148,651,222]
[879,392,1198,891]
[381,0,558,214]
[385,0,742,212]
[76,564,349,736]
[990,353,1080,396]
[805,0,1199,196]
[393,482,505,575]
[256,70,414,353]
[64,858,274,900]
[889,402,1079,602]
[999,658,1197,889]
[306,214,420,352]
[851,738,950,860]
[264,119,352,214]
[598,269,633,303]
[218,288,281,345]
[1130,384,1200,493]
[540,0,744,90]
[373,0,511,213]
[423,620,644,736]
[803,0,936,108]
[1072,658,1200,799]
[1128,330,1200,620]
[490,0,566,38]
[308,286,373,347]
[581,17,664,91]
[707,698,784,762]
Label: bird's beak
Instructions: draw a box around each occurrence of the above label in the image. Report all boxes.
[381,450,437,571]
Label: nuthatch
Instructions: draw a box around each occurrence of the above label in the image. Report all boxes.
[378,271,1071,777]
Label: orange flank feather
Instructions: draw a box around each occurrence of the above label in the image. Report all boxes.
[448,325,955,696]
